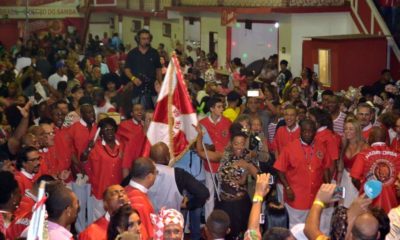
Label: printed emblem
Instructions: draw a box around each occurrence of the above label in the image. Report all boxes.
[370,159,395,185]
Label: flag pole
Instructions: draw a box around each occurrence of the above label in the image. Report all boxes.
[201,138,221,202]
[27,181,47,240]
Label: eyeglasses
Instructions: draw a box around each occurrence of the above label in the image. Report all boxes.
[45,131,55,136]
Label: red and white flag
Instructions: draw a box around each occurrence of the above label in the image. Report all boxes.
[146,54,198,165]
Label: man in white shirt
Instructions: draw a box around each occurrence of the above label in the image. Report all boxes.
[48,61,67,89]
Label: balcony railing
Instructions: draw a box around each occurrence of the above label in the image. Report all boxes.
[81,0,346,11]
[177,0,345,7]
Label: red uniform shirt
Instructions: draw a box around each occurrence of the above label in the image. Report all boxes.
[14,170,35,195]
[125,184,154,239]
[85,140,123,199]
[117,119,146,169]
[6,192,35,240]
[362,123,373,141]
[351,142,400,213]
[78,216,108,240]
[274,139,328,210]
[14,161,47,195]
[271,124,300,154]
[199,116,231,173]
[53,127,73,176]
[315,127,340,168]
[40,147,58,176]
[391,137,400,153]
[68,119,98,161]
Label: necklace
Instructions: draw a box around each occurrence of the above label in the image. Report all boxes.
[102,144,120,158]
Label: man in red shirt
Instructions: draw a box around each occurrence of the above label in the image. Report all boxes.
[308,107,340,181]
[117,103,146,178]
[271,104,300,158]
[50,107,72,182]
[39,123,58,176]
[351,127,400,213]
[199,97,230,219]
[14,147,45,194]
[356,103,373,141]
[68,99,98,173]
[274,119,329,228]
[125,157,157,239]
[79,184,130,240]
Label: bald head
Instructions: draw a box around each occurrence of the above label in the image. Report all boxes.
[368,127,387,145]
[351,213,379,240]
[150,142,170,165]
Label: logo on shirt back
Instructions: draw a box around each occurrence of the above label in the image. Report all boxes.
[368,159,395,185]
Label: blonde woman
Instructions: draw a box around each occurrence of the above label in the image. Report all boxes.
[338,118,369,207]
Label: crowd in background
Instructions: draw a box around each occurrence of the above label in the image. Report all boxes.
[1,27,400,240]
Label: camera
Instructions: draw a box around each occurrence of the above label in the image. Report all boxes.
[249,133,262,151]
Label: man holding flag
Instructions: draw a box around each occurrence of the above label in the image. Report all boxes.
[145,53,198,165]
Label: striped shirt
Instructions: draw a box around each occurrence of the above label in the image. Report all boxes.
[333,112,346,136]
[268,122,278,143]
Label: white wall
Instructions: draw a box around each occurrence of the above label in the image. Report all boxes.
[289,12,359,76]
[88,23,111,39]
[184,19,201,47]
[231,22,278,65]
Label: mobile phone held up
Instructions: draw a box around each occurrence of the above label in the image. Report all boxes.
[332,186,345,200]
[247,90,259,97]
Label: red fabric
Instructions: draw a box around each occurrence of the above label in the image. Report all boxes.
[68,121,98,161]
[315,128,340,168]
[147,56,198,160]
[274,139,328,210]
[343,154,358,171]
[125,186,154,239]
[362,128,372,141]
[117,120,146,169]
[40,147,58,176]
[391,137,400,153]
[199,117,231,172]
[53,127,73,176]
[6,195,35,240]
[350,143,400,213]
[271,126,300,154]
[78,216,108,240]
[14,172,34,195]
[85,141,123,199]
[0,214,5,237]
[106,54,119,73]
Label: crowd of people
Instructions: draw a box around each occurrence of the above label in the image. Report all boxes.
[1,27,400,240]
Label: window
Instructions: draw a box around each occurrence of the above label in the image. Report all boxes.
[162,23,172,37]
[131,20,141,32]
[318,49,331,87]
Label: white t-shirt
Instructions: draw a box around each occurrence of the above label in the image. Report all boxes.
[48,73,67,89]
